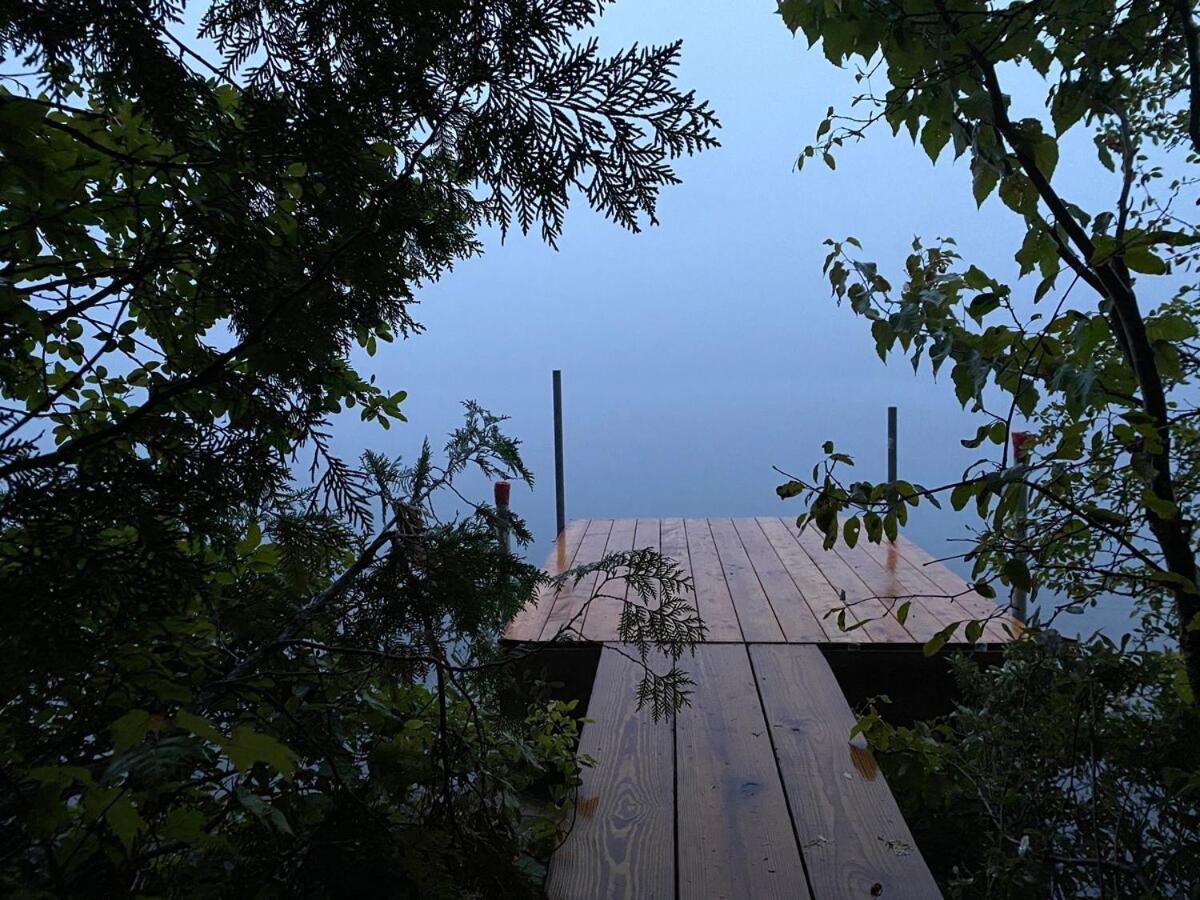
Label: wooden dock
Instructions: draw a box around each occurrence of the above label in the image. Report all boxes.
[505,517,1018,899]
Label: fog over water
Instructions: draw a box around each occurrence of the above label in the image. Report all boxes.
[330,1,1147,640]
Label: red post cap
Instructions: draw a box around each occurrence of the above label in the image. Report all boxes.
[493,480,511,509]
[1012,431,1032,461]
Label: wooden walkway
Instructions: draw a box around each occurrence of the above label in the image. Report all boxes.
[505,517,1018,899]
[547,644,940,899]
[505,517,1018,645]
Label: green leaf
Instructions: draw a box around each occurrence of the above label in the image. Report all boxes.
[162,806,206,844]
[776,481,804,499]
[105,794,145,850]
[950,481,975,511]
[1031,134,1059,180]
[920,119,951,162]
[1142,489,1178,521]
[999,174,1037,215]
[972,160,998,207]
[110,709,152,753]
[224,725,298,779]
[923,631,948,657]
[964,619,984,643]
[175,710,223,745]
[1002,558,1032,592]
[1123,244,1167,275]
[843,516,860,548]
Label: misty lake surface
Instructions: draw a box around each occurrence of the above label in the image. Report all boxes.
[333,1,1141,641]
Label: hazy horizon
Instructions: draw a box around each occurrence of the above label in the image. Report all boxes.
[326,1,1142,639]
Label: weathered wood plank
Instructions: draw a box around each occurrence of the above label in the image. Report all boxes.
[676,645,811,900]
[581,518,642,641]
[830,540,947,642]
[504,519,589,641]
[751,644,942,900]
[791,522,916,643]
[889,534,1018,640]
[539,519,614,641]
[658,517,693,612]
[547,646,675,900]
[708,518,785,642]
[732,518,828,642]
[755,517,874,643]
[682,518,743,641]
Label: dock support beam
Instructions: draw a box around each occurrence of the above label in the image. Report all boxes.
[553,370,565,537]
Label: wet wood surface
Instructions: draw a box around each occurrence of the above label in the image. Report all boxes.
[546,643,941,899]
[517,520,980,898]
[547,646,674,899]
[676,644,810,899]
[751,643,941,899]
[505,517,1015,645]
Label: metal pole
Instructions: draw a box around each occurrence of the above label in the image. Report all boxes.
[552,370,565,537]
[1011,431,1030,623]
[885,405,900,571]
[494,480,511,556]
[887,406,898,486]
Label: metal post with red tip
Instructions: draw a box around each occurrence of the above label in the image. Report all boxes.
[494,479,511,556]
[1011,431,1031,623]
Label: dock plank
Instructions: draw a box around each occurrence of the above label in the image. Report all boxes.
[888,534,1019,640]
[581,519,642,641]
[751,644,942,900]
[790,522,915,643]
[504,519,589,641]
[708,518,785,642]
[676,645,811,900]
[756,517,874,643]
[830,540,948,642]
[658,518,695,625]
[683,518,743,641]
[732,518,828,642]
[547,646,674,900]
[539,519,615,641]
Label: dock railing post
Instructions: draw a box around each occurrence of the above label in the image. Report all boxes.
[885,406,900,572]
[494,480,511,556]
[887,406,898,486]
[552,370,565,537]
[1011,431,1031,623]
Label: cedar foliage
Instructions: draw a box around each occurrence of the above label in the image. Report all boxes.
[0,2,715,894]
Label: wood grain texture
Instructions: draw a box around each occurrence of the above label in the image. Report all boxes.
[751,644,943,900]
[507,518,1012,646]
[790,521,915,643]
[889,534,1018,641]
[683,518,744,641]
[756,517,875,643]
[830,539,947,642]
[581,519,642,641]
[732,517,828,642]
[658,517,695,627]
[707,518,785,642]
[504,519,589,641]
[547,646,674,900]
[676,645,811,900]
[539,519,614,640]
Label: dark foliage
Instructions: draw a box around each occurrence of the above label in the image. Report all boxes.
[0,2,715,894]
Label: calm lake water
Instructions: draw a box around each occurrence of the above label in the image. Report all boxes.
[332,1,1142,641]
